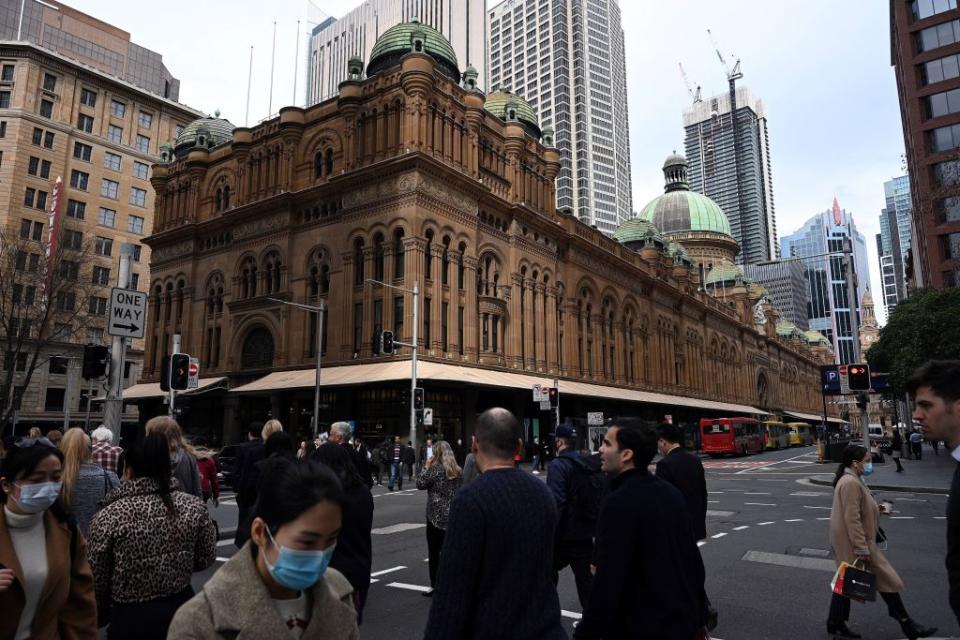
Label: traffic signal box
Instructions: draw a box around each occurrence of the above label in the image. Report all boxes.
[161,354,191,391]
[847,364,871,391]
[414,387,424,410]
[381,331,395,354]
[82,344,110,380]
[548,386,559,407]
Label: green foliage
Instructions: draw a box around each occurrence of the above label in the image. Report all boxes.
[866,288,960,394]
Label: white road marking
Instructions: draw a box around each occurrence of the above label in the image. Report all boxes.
[784,518,804,522]
[791,491,830,497]
[370,579,379,584]
[711,532,728,539]
[890,516,915,520]
[935,516,947,520]
[742,550,836,572]
[733,525,749,531]
[803,506,832,510]
[758,521,775,526]
[707,510,735,517]
[561,610,583,620]
[898,498,927,502]
[386,582,432,593]
[370,566,406,577]
[215,556,231,563]
[216,539,235,547]
[372,523,427,535]
[744,492,771,495]
[817,517,830,520]
[744,502,777,506]
[697,540,708,547]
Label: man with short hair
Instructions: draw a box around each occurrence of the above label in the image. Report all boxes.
[328,421,373,488]
[387,435,404,491]
[575,418,705,640]
[90,425,122,474]
[910,427,924,460]
[908,359,960,627]
[232,423,265,547]
[425,408,564,640]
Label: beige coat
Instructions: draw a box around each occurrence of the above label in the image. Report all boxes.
[830,472,904,593]
[167,542,359,640]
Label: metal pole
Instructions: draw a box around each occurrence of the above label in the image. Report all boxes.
[103,247,132,444]
[84,380,93,431]
[62,357,73,431]
[245,46,253,127]
[293,20,300,105]
[169,334,181,418]
[410,280,418,452]
[268,21,277,117]
[314,299,324,438]
[17,0,25,40]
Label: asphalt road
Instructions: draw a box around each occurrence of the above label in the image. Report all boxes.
[192,447,956,640]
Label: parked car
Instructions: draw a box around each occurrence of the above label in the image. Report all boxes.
[215,444,239,487]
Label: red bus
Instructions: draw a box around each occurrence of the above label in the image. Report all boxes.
[699,417,764,457]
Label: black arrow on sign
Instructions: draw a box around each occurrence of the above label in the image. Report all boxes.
[112,322,139,332]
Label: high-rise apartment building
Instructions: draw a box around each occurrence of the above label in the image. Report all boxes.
[683,86,778,265]
[486,0,632,233]
[0,1,200,434]
[877,174,912,315]
[742,260,809,331]
[890,0,960,289]
[780,200,872,365]
[306,0,486,105]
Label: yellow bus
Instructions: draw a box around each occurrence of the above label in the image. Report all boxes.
[763,421,789,449]
[786,422,815,447]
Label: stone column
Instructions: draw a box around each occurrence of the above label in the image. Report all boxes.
[404,237,426,348]
[463,256,478,360]
[430,244,444,353]
[614,321,626,385]
[592,315,605,382]
[362,247,375,356]
[546,287,559,375]
[508,274,524,369]
[340,251,356,357]
[382,245,395,332]
[522,279,534,370]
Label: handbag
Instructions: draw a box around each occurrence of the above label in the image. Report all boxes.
[831,559,877,602]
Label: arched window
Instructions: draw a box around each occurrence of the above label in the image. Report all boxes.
[215,189,222,212]
[393,228,405,280]
[353,238,365,286]
[441,236,450,285]
[373,233,385,281]
[325,148,334,176]
[264,252,282,294]
[457,242,466,288]
[424,229,434,280]
[164,283,173,323]
[314,151,324,179]
[176,279,185,321]
[223,185,230,209]
[153,284,162,321]
[240,257,258,299]
[241,327,275,369]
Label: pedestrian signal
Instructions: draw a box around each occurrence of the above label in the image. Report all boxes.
[82,344,109,380]
[548,386,559,408]
[414,387,424,410]
[381,330,394,354]
[847,364,871,391]
[170,353,190,390]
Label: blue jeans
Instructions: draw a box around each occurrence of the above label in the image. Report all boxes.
[389,462,403,489]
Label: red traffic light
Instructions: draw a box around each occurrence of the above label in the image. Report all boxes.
[847,364,871,391]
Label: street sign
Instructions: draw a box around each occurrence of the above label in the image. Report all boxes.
[587,411,604,426]
[532,384,543,402]
[821,365,842,395]
[187,357,200,389]
[423,407,433,426]
[539,399,551,411]
[108,288,147,339]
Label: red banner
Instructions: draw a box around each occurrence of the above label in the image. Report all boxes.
[45,176,63,296]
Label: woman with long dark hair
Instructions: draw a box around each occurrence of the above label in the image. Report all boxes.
[0,437,97,639]
[87,432,216,639]
[313,441,374,622]
[169,456,359,639]
[827,444,936,639]
[416,439,462,596]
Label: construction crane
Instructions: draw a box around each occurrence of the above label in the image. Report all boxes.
[678,62,702,104]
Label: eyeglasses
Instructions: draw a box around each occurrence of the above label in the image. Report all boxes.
[14,437,55,449]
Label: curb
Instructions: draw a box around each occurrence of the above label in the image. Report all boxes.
[808,475,949,495]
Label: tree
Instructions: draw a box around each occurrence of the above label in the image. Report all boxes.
[866,287,960,394]
[0,224,99,434]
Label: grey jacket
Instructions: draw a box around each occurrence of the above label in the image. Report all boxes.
[172,451,202,498]
[461,453,480,485]
[168,543,359,640]
[70,462,119,537]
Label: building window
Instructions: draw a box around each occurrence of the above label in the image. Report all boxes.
[77,113,94,133]
[100,179,119,199]
[132,244,142,261]
[27,156,39,175]
[23,187,35,207]
[44,388,65,412]
[67,199,86,219]
[63,229,82,250]
[1,64,13,82]
[70,170,89,191]
[458,306,464,355]
[80,88,97,107]
[128,214,145,234]
[394,296,404,340]
[88,296,107,315]
[133,161,149,180]
[95,236,113,256]
[39,98,53,117]
[129,188,146,208]
[98,207,116,228]
[0,90,9,109]
[175,124,184,138]
[441,301,448,352]
[130,272,139,289]
[926,86,960,119]
[48,355,69,374]
[39,159,50,178]
[945,231,960,259]
[19,219,30,239]
[59,260,79,281]
[104,152,121,170]
[42,73,57,92]
[913,0,958,20]
[92,265,110,285]
[108,124,122,144]
[33,190,46,210]
[56,292,75,312]
[43,131,53,148]
[423,297,432,345]
[110,100,126,117]
[31,220,43,240]
[353,302,363,353]
[1,121,7,137]
[138,111,153,128]
[73,142,92,161]
[135,134,150,153]
[934,159,960,186]
[922,53,960,85]
[32,127,42,145]
[916,19,960,53]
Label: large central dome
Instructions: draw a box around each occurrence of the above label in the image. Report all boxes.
[366,20,460,82]
[638,154,731,236]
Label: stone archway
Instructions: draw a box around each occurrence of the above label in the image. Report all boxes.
[241,327,275,370]
[757,371,770,409]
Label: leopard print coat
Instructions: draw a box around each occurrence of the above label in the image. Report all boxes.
[87,477,217,607]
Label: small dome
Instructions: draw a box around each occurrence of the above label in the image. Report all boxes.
[663,152,687,169]
[174,115,235,157]
[367,20,460,82]
[705,259,744,287]
[748,281,768,300]
[804,330,831,346]
[666,241,693,266]
[639,153,731,236]
[776,320,801,338]
[485,88,541,139]
[613,217,665,247]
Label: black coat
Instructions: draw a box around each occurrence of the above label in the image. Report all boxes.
[329,481,374,605]
[231,438,264,508]
[402,445,415,466]
[655,446,709,541]
[575,468,705,640]
[948,462,960,627]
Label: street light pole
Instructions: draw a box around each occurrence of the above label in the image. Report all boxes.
[267,297,325,437]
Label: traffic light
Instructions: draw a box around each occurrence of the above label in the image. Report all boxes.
[548,386,559,408]
[372,330,382,355]
[414,387,424,410]
[82,344,109,380]
[847,364,871,391]
[170,353,190,390]
[381,330,394,354]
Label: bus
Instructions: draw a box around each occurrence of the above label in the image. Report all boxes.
[699,417,764,457]
[763,421,789,450]
[786,422,815,447]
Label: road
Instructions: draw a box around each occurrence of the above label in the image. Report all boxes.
[194,447,955,640]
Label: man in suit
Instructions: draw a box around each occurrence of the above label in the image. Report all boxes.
[908,360,960,628]
[575,418,705,640]
[231,423,265,547]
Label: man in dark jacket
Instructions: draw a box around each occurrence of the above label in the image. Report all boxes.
[231,423,265,547]
[546,425,596,609]
[907,360,960,627]
[403,440,416,480]
[575,417,705,640]
[425,408,565,640]
[328,421,373,489]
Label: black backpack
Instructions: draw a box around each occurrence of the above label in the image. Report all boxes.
[565,455,605,523]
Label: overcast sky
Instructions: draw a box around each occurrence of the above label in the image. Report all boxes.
[68,0,901,324]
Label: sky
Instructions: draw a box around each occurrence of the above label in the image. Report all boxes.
[66,0,902,325]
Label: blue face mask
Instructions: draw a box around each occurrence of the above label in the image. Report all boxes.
[862,462,874,477]
[14,481,62,514]
[264,528,336,591]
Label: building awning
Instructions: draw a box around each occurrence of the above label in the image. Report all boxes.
[230,361,767,415]
[92,377,229,402]
[784,410,848,425]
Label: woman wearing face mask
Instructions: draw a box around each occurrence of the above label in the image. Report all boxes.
[87,432,216,639]
[145,416,202,498]
[169,456,359,639]
[827,444,937,639]
[0,438,97,639]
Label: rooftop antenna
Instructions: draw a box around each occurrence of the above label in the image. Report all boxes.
[678,62,702,104]
[268,21,277,117]
[245,45,254,126]
[293,20,301,105]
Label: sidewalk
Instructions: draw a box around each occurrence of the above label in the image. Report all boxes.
[809,445,955,494]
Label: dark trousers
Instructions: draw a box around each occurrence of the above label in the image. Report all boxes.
[828,592,852,623]
[913,442,923,460]
[829,591,910,625]
[893,455,904,472]
[426,520,446,588]
[388,461,403,489]
[552,539,594,609]
[373,463,383,485]
[108,585,194,640]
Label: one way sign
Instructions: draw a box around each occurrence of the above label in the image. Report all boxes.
[108,287,148,339]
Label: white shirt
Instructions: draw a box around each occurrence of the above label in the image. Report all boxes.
[426,446,434,460]
[272,591,312,639]
[4,506,47,640]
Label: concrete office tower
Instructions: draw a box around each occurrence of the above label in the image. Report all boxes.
[780,200,872,365]
[487,0,633,233]
[877,175,912,316]
[306,0,486,104]
[742,260,809,331]
[683,86,778,265]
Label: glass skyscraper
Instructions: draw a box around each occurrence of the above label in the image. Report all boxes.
[877,175,912,316]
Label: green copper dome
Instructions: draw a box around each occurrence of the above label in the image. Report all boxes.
[485,89,540,139]
[367,20,460,82]
[639,153,732,236]
[613,217,665,247]
[776,320,801,338]
[173,115,235,157]
[804,330,831,346]
[704,259,744,286]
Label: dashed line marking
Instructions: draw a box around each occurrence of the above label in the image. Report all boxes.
[744,502,777,506]
[215,556,231,563]
[803,506,832,510]
[561,610,583,621]
[890,516,915,520]
[758,521,775,526]
[784,519,804,522]
[711,532,728,539]
[744,492,771,495]
[733,525,749,531]
[386,582,432,593]
[370,566,406,577]
[697,540,708,547]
